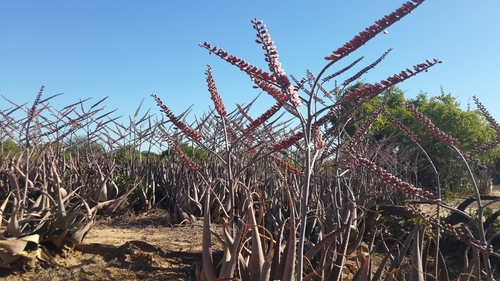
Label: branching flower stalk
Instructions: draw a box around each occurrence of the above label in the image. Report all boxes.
[20,86,46,218]
[153,0,499,279]
[205,65,237,227]
[289,1,436,278]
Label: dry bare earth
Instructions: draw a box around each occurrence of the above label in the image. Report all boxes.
[420,187,500,220]
[1,189,499,281]
[0,209,223,281]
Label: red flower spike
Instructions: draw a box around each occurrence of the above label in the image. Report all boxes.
[343,58,439,106]
[200,42,278,85]
[405,103,459,147]
[312,124,323,149]
[161,134,201,171]
[344,106,384,152]
[473,96,500,136]
[268,131,304,152]
[205,65,227,118]
[382,109,419,142]
[247,101,283,130]
[357,155,427,198]
[151,94,202,142]
[269,155,304,177]
[253,78,288,103]
[313,106,343,127]
[326,1,425,62]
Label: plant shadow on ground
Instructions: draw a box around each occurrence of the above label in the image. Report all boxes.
[0,209,223,281]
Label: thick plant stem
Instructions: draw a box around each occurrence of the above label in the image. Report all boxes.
[20,147,30,219]
[220,116,235,236]
[412,141,442,279]
[296,144,312,281]
[296,114,319,280]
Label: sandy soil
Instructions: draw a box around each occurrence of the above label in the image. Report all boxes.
[0,209,223,281]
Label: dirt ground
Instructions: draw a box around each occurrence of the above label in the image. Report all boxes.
[1,189,499,281]
[0,209,224,281]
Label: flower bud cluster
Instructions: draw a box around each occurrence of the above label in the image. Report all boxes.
[201,42,275,83]
[161,133,201,171]
[228,119,254,152]
[318,144,342,162]
[236,104,254,123]
[201,41,294,106]
[268,132,304,152]
[365,190,383,198]
[344,106,383,153]
[247,102,283,130]
[205,65,226,117]
[343,59,441,102]
[269,155,304,177]
[28,86,44,124]
[225,120,243,144]
[406,205,500,258]
[0,121,15,139]
[325,0,425,62]
[381,109,419,142]
[404,104,459,147]
[313,106,343,128]
[322,57,365,84]
[312,124,323,149]
[464,139,500,159]
[151,94,202,142]
[342,49,392,87]
[252,18,302,106]
[345,159,363,171]
[355,155,435,200]
[473,95,500,136]
[253,78,289,103]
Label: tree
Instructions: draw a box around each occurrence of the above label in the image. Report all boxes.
[161,142,207,163]
[408,89,500,194]
[342,83,500,195]
[64,135,105,159]
[114,144,141,161]
[141,151,159,159]
[1,138,21,156]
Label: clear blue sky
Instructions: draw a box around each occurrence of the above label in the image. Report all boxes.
[1,1,500,127]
